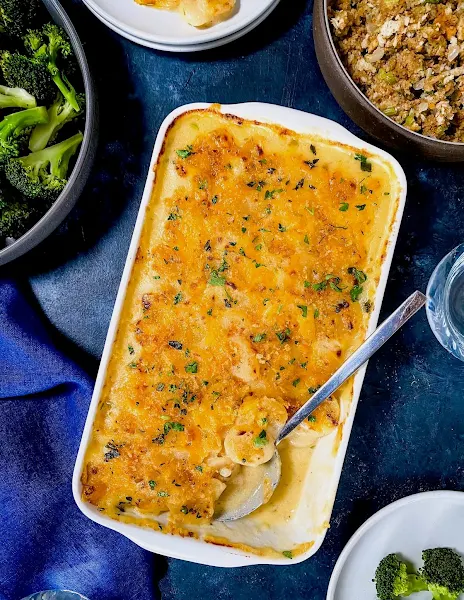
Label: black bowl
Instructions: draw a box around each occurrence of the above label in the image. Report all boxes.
[313,0,464,162]
[0,0,99,266]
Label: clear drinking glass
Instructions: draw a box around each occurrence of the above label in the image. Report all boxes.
[21,592,89,600]
[426,243,464,362]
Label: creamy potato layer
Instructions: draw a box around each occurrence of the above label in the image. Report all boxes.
[81,107,399,556]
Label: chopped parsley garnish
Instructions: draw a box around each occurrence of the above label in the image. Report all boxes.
[153,275,160,279]
[339,202,349,211]
[348,267,367,284]
[104,442,121,462]
[308,415,317,423]
[242,227,247,233]
[350,285,363,302]
[314,308,320,318]
[199,180,208,190]
[253,333,267,343]
[173,292,183,305]
[264,189,283,200]
[176,145,194,159]
[204,240,211,252]
[255,244,263,251]
[156,383,165,392]
[360,184,368,195]
[278,223,287,232]
[292,378,300,387]
[167,212,180,221]
[304,234,309,245]
[304,280,311,288]
[239,247,246,256]
[308,385,321,394]
[354,153,372,172]
[355,204,366,211]
[283,551,293,559]
[310,144,317,155]
[185,362,198,374]
[276,328,291,344]
[207,308,213,316]
[259,158,267,164]
[181,506,189,514]
[294,178,305,190]
[164,421,184,434]
[128,345,134,354]
[348,267,367,302]
[297,305,308,318]
[208,271,226,286]
[195,465,203,472]
[149,480,156,489]
[212,195,218,204]
[247,181,255,188]
[157,490,169,497]
[253,430,268,447]
[168,340,183,350]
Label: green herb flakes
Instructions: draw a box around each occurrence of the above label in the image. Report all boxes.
[157,490,169,497]
[208,271,226,286]
[185,362,198,374]
[297,305,308,318]
[253,430,268,448]
[354,153,372,172]
[339,202,349,212]
[253,333,267,343]
[173,292,183,305]
[283,551,293,559]
[276,328,291,344]
[176,145,194,159]
[149,480,156,489]
[292,378,300,387]
[128,345,134,355]
[355,204,366,211]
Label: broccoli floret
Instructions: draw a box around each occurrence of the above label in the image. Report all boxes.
[0,50,55,106]
[0,194,37,240]
[421,548,464,600]
[0,0,41,38]
[0,84,37,109]
[23,24,80,112]
[5,131,83,201]
[0,106,48,164]
[375,553,427,600]
[29,92,84,152]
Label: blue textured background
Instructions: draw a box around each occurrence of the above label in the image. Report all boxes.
[1,0,464,598]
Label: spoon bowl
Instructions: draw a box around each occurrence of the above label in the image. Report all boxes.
[214,291,426,522]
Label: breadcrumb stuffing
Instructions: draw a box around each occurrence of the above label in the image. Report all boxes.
[330,0,464,142]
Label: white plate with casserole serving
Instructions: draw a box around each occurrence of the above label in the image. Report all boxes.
[82,0,278,46]
[73,102,407,567]
[83,0,280,52]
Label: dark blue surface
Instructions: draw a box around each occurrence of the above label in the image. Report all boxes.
[1,0,464,598]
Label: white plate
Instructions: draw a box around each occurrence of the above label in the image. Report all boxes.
[73,102,407,568]
[83,0,279,51]
[83,0,276,46]
[327,490,464,600]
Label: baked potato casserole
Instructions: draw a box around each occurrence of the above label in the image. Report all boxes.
[81,107,400,557]
[134,0,235,27]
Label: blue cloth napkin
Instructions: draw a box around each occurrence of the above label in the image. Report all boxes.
[0,279,160,600]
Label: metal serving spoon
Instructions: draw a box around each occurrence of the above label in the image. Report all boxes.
[215,291,426,522]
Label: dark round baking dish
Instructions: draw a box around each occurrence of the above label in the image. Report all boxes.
[0,0,99,267]
[313,0,464,161]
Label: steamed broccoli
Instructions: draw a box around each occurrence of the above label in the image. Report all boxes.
[0,0,41,38]
[0,50,55,105]
[0,194,37,240]
[0,106,48,164]
[5,131,83,201]
[0,84,36,109]
[375,554,427,600]
[421,548,464,600]
[29,92,84,152]
[23,24,80,112]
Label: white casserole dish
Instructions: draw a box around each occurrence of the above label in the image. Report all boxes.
[73,102,407,567]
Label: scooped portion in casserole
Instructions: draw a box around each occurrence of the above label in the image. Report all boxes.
[81,107,400,556]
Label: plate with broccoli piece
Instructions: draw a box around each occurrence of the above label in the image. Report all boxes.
[0,0,97,266]
[327,491,464,600]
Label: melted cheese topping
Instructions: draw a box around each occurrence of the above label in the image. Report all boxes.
[81,108,400,556]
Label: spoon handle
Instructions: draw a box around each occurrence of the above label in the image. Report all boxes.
[276,290,426,444]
